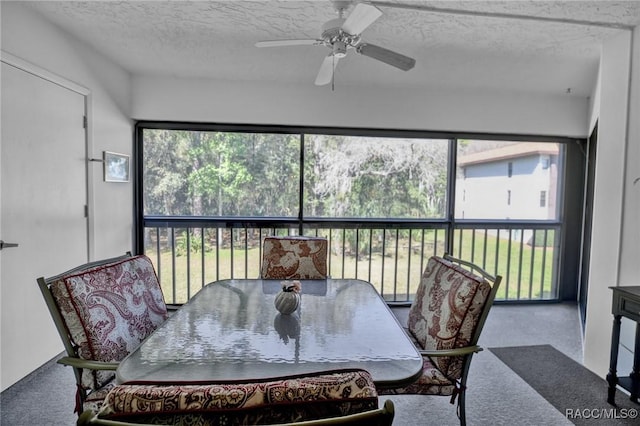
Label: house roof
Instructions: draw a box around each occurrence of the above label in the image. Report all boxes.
[458,142,559,167]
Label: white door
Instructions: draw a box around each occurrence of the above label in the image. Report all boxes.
[1,61,88,390]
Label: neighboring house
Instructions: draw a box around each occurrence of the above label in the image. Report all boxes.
[456,142,559,220]
[455,142,559,243]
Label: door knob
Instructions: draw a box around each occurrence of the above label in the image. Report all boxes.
[0,240,19,250]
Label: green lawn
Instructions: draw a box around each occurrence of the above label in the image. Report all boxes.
[452,229,556,300]
[148,228,557,304]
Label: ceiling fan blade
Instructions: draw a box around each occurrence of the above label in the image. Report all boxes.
[341,3,383,35]
[315,55,340,86]
[356,43,416,71]
[255,39,321,48]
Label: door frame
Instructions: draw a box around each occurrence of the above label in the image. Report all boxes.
[578,123,597,330]
[1,50,94,259]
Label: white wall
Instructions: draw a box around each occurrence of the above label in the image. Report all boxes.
[132,76,589,138]
[617,27,640,374]
[618,29,640,292]
[1,2,134,261]
[584,28,638,377]
[0,2,132,389]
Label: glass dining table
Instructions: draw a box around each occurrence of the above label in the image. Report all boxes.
[116,279,423,389]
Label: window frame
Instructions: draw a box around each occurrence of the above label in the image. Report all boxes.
[134,121,586,302]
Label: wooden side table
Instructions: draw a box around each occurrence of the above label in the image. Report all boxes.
[607,286,640,405]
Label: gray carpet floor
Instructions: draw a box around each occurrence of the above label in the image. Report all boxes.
[490,345,639,426]
[0,302,619,426]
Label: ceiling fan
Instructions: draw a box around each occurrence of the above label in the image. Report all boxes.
[255,1,416,86]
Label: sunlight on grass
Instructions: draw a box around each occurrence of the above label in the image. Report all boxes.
[452,229,557,300]
[146,227,558,304]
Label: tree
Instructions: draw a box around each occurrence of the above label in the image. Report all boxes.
[306,135,448,218]
[187,132,252,216]
[142,129,191,215]
[143,130,448,221]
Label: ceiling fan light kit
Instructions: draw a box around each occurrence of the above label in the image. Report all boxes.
[332,41,347,58]
[255,1,416,86]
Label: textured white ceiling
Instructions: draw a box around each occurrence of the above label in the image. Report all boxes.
[22,1,640,96]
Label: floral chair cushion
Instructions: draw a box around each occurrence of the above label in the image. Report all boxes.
[407,256,491,380]
[50,255,168,391]
[98,369,378,425]
[261,236,328,280]
[380,355,456,397]
[378,326,456,397]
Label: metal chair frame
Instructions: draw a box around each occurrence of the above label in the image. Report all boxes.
[393,253,502,426]
[77,399,395,426]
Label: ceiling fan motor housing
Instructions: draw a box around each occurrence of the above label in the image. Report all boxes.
[321,17,360,56]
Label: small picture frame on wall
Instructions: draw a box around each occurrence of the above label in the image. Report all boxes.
[103,151,130,182]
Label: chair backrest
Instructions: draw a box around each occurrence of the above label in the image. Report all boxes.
[407,254,501,380]
[84,369,380,425]
[261,236,328,279]
[37,254,168,393]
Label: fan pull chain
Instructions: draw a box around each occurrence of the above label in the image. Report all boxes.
[331,54,335,91]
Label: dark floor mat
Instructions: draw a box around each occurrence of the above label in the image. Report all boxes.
[490,345,639,425]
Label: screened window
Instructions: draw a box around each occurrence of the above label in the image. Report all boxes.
[455,140,562,220]
[142,130,449,220]
[141,132,564,222]
[136,123,583,304]
[142,129,300,217]
[303,135,448,218]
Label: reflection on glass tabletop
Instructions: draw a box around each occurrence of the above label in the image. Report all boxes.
[117,279,423,388]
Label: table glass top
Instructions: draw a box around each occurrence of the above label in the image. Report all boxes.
[117,279,422,387]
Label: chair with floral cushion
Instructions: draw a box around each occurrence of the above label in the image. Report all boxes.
[261,236,328,280]
[76,369,394,426]
[378,253,501,426]
[36,253,168,417]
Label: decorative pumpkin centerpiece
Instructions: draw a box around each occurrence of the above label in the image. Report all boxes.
[274,280,301,315]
